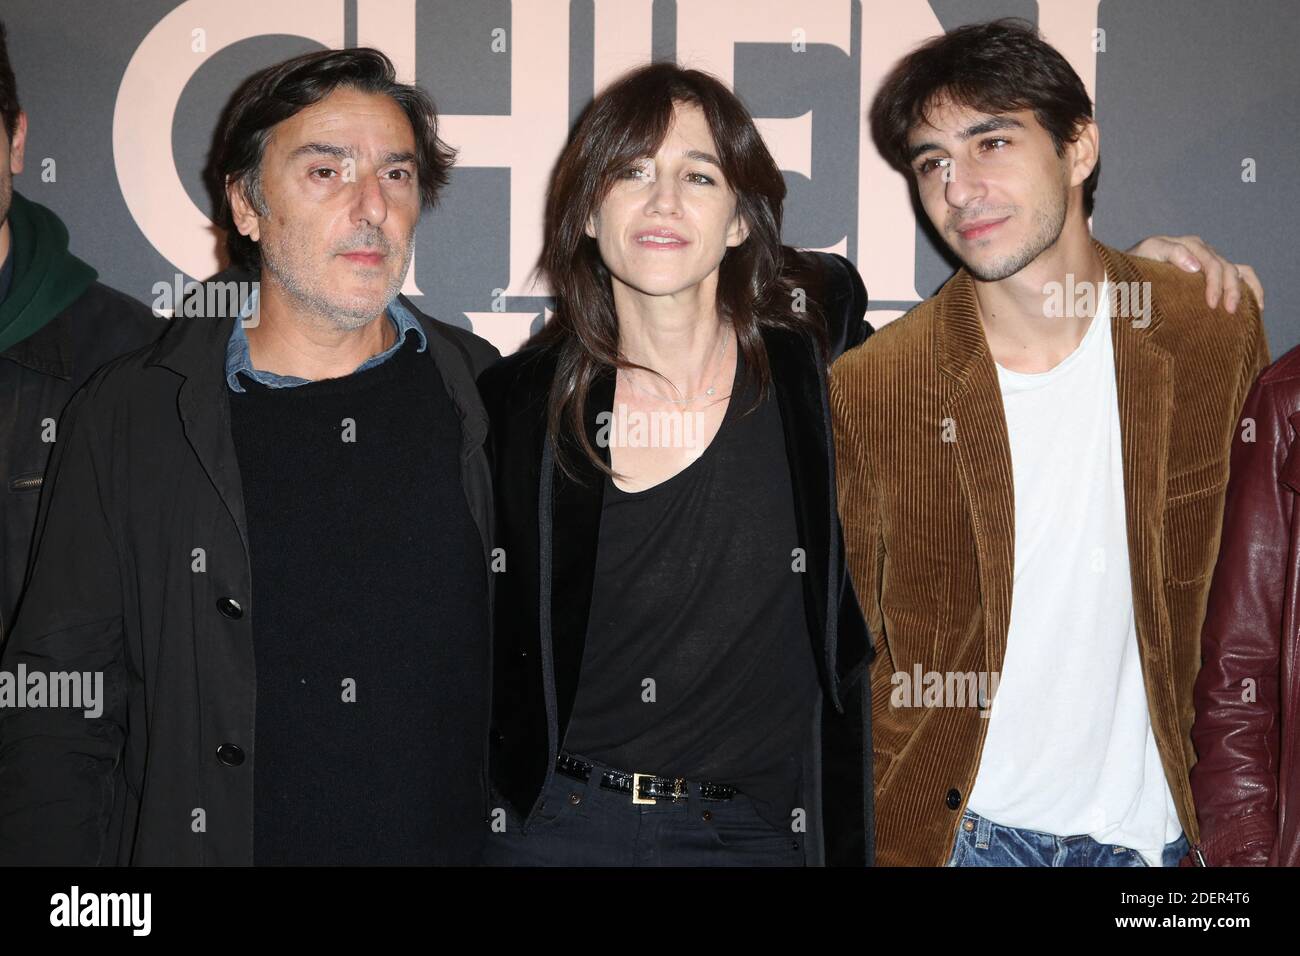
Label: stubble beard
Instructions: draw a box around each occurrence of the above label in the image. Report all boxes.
[261,224,416,331]
[959,191,1068,283]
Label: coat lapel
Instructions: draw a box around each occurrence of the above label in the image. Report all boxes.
[1096,241,1174,732]
[148,312,251,563]
[413,310,495,574]
[547,366,615,738]
[764,325,841,704]
[935,271,1016,673]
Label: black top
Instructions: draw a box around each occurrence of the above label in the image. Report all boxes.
[228,330,490,864]
[562,347,821,828]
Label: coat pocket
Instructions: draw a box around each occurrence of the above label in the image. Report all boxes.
[1162,480,1228,588]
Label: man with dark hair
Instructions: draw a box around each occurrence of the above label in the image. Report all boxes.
[870,16,1102,219]
[0,19,164,642]
[0,47,499,865]
[832,19,1268,866]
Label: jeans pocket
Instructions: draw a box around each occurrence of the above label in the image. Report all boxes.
[524,791,574,833]
[705,798,796,851]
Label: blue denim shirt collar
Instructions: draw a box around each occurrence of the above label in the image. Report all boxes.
[225,286,428,393]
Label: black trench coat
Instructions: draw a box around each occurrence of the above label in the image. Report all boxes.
[477,250,877,865]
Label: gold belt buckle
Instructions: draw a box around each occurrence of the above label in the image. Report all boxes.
[631,772,656,804]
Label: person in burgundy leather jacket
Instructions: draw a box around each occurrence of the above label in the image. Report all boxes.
[1190,344,1300,867]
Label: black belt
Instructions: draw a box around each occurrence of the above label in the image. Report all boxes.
[556,751,737,803]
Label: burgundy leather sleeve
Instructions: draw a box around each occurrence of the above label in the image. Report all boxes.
[1189,374,1291,866]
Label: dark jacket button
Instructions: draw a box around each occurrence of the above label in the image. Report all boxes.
[216,743,245,766]
[946,788,962,810]
[217,597,243,619]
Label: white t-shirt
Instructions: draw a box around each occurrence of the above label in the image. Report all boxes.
[965,281,1183,866]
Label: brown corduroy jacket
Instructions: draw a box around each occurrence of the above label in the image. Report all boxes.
[829,240,1268,867]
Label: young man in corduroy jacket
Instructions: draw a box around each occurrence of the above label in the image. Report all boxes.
[830,18,1267,867]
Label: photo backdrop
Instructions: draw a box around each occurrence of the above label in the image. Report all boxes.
[6,0,1295,355]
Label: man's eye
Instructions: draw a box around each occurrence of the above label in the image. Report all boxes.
[386,168,413,181]
[916,157,948,176]
[312,168,337,180]
[981,137,1010,151]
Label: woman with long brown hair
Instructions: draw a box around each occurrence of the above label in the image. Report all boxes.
[477,61,875,866]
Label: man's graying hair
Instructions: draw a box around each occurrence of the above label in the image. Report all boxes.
[209,47,456,271]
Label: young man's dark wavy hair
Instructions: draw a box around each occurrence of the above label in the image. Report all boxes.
[208,47,456,271]
[871,17,1100,216]
[533,60,828,480]
[0,20,20,143]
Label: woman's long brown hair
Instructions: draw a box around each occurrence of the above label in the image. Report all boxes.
[532,61,828,480]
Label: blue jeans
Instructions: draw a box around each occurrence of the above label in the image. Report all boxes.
[946,808,1190,867]
[482,753,805,866]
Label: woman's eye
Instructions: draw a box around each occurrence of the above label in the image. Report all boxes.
[687,172,715,185]
[622,164,651,180]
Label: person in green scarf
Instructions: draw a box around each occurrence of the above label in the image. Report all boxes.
[0,18,164,641]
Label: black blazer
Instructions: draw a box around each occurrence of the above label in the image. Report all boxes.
[477,249,878,865]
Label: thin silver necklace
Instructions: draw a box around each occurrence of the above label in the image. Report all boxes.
[623,329,731,406]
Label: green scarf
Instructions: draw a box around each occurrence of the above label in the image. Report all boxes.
[0,190,98,354]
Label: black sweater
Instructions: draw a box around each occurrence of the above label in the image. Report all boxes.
[229,330,489,864]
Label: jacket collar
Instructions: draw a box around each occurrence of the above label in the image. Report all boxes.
[417,306,491,457]
[144,288,491,562]
[935,238,1168,386]
[146,289,486,440]
[934,238,1173,675]
[146,309,252,561]
[0,298,76,379]
[1097,242,1176,721]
